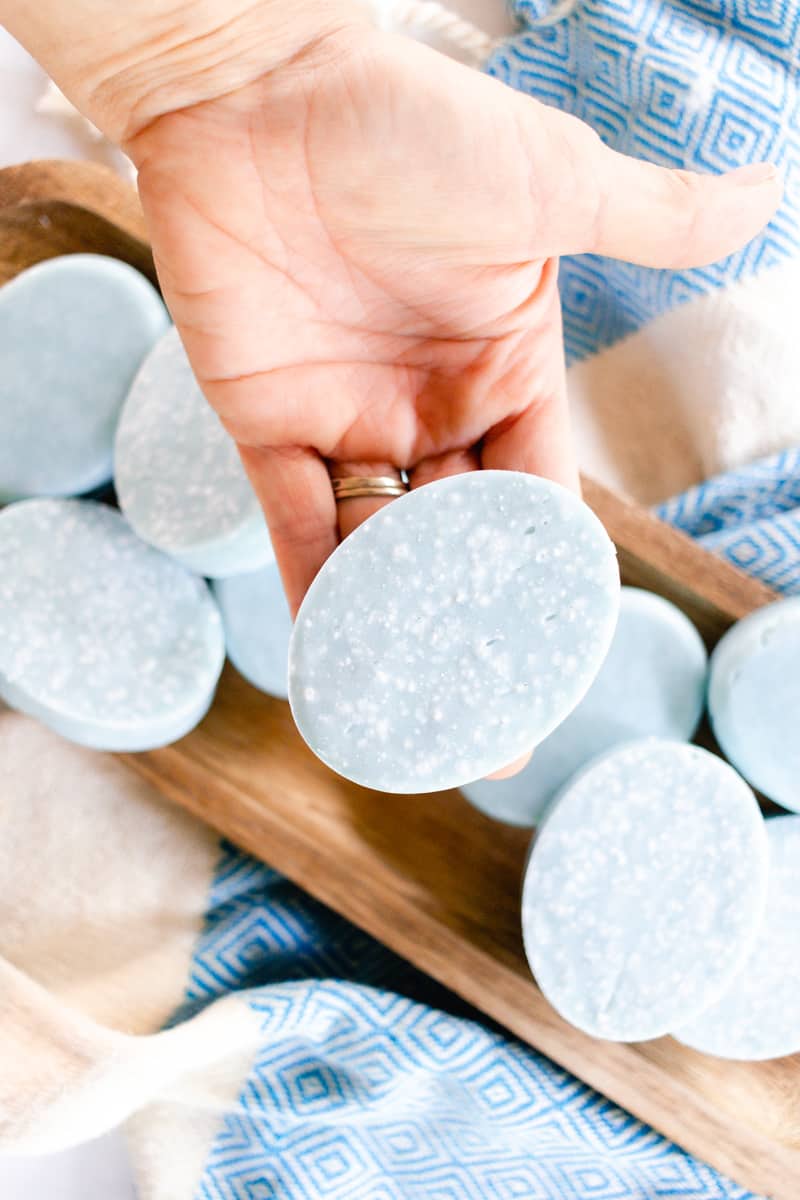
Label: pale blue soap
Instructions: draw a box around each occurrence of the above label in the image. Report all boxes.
[212,561,292,700]
[289,471,620,793]
[0,499,225,751]
[675,816,800,1061]
[115,326,272,578]
[521,739,768,1043]
[461,587,707,826]
[707,598,800,813]
[0,254,169,502]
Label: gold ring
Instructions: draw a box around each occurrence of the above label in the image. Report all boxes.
[331,475,409,501]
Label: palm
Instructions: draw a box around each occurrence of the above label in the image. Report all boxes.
[130,26,779,607]
[136,34,564,454]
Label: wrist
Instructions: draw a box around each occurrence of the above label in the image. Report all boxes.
[2,0,372,145]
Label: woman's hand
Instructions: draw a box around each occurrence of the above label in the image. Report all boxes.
[2,1,782,612]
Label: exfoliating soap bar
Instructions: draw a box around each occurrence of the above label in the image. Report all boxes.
[461,587,707,826]
[707,597,800,812]
[212,561,292,699]
[0,499,225,751]
[289,471,620,793]
[521,739,768,1042]
[675,815,800,1061]
[115,326,272,578]
[0,254,169,502]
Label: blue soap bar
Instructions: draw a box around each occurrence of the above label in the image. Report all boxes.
[0,499,225,750]
[115,327,272,578]
[462,587,707,825]
[707,598,800,812]
[289,471,620,793]
[675,815,800,1060]
[212,561,291,700]
[521,739,768,1042]
[0,255,169,502]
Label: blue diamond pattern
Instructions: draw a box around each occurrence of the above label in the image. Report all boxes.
[176,844,763,1198]
[486,0,800,362]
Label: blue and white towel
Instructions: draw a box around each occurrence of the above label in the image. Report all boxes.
[2,2,800,1197]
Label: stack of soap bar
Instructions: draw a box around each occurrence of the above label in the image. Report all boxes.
[0,255,169,502]
[462,587,707,826]
[707,597,800,812]
[0,499,225,750]
[674,816,800,1060]
[521,739,768,1042]
[115,326,272,578]
[289,471,620,792]
[212,561,292,700]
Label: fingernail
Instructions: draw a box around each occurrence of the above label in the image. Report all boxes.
[730,162,780,186]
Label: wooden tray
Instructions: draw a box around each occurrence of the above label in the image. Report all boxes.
[3,160,796,1199]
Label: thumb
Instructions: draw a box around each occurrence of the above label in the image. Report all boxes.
[521,98,783,268]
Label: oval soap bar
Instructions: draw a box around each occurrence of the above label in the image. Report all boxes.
[0,499,225,750]
[115,326,272,578]
[462,587,707,825]
[212,561,292,699]
[521,739,768,1042]
[0,254,169,502]
[289,471,620,793]
[675,815,800,1060]
[707,598,800,812]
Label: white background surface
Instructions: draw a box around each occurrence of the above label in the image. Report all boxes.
[0,3,514,1193]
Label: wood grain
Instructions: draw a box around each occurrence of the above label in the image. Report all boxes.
[0,160,155,286]
[6,159,796,1199]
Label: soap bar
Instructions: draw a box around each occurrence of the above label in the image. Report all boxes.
[212,561,291,699]
[289,471,620,793]
[461,587,707,826]
[0,254,168,502]
[0,499,225,750]
[675,816,800,1060]
[521,739,768,1042]
[115,326,272,578]
[707,598,800,812]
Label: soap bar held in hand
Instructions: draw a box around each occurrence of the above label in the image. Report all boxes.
[289,471,620,792]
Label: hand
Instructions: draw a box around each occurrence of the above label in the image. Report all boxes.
[122,24,779,612]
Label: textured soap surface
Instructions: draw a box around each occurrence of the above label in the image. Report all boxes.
[0,499,225,750]
[522,739,768,1042]
[289,471,620,793]
[707,598,800,812]
[462,587,707,826]
[0,254,169,502]
[212,561,291,699]
[675,816,800,1060]
[115,326,272,578]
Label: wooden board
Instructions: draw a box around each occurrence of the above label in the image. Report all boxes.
[3,159,796,1199]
